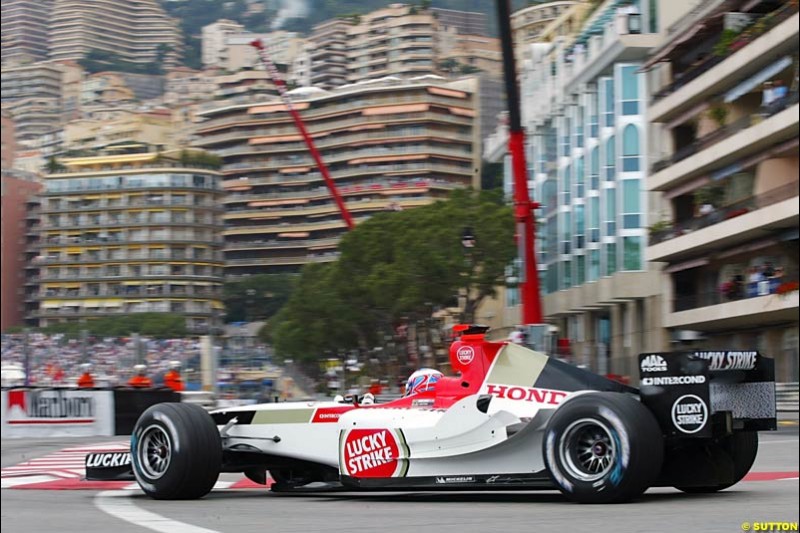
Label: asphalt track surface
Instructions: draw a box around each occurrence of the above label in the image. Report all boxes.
[2,419,798,533]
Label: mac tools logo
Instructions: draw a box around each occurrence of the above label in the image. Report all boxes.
[456,346,475,365]
[640,354,668,373]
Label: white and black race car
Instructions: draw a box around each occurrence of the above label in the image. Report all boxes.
[86,325,777,503]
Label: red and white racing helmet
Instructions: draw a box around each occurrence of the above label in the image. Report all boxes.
[403,368,443,397]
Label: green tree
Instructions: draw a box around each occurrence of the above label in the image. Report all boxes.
[223,274,296,323]
[41,313,187,338]
[272,189,516,363]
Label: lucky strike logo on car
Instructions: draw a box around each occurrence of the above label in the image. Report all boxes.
[456,346,475,365]
[342,428,400,478]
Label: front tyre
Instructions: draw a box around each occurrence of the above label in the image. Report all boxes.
[131,403,221,500]
[543,392,663,504]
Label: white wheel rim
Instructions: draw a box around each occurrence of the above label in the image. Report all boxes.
[138,424,172,480]
[558,418,617,482]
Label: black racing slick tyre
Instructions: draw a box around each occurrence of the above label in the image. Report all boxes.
[543,392,664,504]
[675,431,758,493]
[131,403,222,500]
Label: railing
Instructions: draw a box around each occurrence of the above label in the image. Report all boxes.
[225,237,340,250]
[40,287,222,298]
[46,162,222,175]
[776,382,799,412]
[223,178,458,201]
[39,200,219,213]
[673,277,797,312]
[651,4,799,102]
[650,180,800,245]
[35,253,222,264]
[652,93,799,173]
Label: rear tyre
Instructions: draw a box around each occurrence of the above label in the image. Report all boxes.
[543,392,664,504]
[131,403,221,500]
[675,431,758,493]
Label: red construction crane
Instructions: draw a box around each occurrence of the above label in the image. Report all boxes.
[250,39,355,230]
[495,0,544,324]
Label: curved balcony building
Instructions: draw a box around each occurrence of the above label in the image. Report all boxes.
[194,77,480,276]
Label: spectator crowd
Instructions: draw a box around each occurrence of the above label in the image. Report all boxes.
[1,333,200,388]
[720,261,786,300]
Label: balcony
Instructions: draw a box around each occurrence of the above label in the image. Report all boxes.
[648,181,799,262]
[649,102,799,192]
[667,284,799,331]
[652,92,799,173]
[650,8,799,123]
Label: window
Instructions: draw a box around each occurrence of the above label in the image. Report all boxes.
[589,250,600,281]
[590,148,599,190]
[562,165,571,205]
[623,236,642,271]
[605,242,617,276]
[576,255,586,285]
[603,78,614,127]
[590,196,600,243]
[546,266,558,294]
[622,180,640,229]
[621,66,639,115]
[589,90,599,138]
[575,204,585,249]
[605,135,615,180]
[622,125,640,172]
[576,156,585,197]
[562,260,572,289]
[605,187,616,235]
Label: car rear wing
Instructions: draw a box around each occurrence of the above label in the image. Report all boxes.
[638,350,776,439]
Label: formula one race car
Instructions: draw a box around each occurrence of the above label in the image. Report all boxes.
[86,325,777,503]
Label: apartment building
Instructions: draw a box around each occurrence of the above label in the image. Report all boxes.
[0,0,53,66]
[63,108,175,154]
[164,68,218,107]
[485,0,694,377]
[431,8,488,36]
[645,1,799,381]
[223,31,308,73]
[308,19,353,90]
[1,169,42,331]
[31,150,225,333]
[346,4,441,83]
[511,1,580,49]
[2,111,19,169]
[48,0,182,66]
[202,19,245,68]
[439,32,503,78]
[1,61,63,103]
[193,77,480,276]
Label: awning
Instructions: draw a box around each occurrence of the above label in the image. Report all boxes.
[123,281,143,286]
[664,257,709,274]
[664,101,710,130]
[83,300,102,307]
[723,55,793,103]
[718,237,780,259]
[212,301,225,310]
[41,301,63,308]
[104,300,123,306]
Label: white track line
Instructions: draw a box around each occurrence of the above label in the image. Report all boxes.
[95,491,222,533]
[1,475,57,488]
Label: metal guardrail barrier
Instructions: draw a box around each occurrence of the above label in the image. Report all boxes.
[776,382,799,413]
